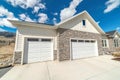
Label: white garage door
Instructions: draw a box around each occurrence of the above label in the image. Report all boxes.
[26,38,53,63]
[71,39,98,59]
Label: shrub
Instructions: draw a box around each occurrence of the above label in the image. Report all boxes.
[112,52,120,57]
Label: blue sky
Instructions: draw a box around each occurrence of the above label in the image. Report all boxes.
[0,0,120,33]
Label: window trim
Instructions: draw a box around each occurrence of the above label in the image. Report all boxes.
[102,39,109,48]
[82,20,86,26]
[41,39,52,42]
[27,38,39,41]
[114,38,119,48]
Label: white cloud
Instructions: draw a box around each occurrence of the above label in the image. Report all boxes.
[38,3,46,9]
[19,13,34,22]
[6,0,46,14]
[104,0,120,13]
[53,12,58,16]
[25,16,33,22]
[0,18,15,28]
[19,14,26,20]
[97,21,100,24]
[116,26,120,31]
[0,28,7,32]
[38,13,48,23]
[33,4,46,13]
[0,6,18,28]
[60,0,83,21]
[53,18,57,24]
[33,6,40,13]
[0,6,17,20]
[7,0,39,8]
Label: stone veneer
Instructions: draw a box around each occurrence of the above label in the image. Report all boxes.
[54,50,57,60]
[14,50,57,64]
[102,35,120,54]
[14,51,22,64]
[57,28,103,61]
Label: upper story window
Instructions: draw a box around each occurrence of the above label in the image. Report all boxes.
[102,39,109,48]
[82,20,86,26]
[114,39,119,47]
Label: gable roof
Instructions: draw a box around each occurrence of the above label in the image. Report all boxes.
[106,30,120,38]
[106,30,116,35]
[9,20,57,29]
[55,10,105,34]
[9,11,105,34]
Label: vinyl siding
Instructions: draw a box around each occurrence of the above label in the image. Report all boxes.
[15,26,57,52]
[59,14,100,34]
[15,30,23,51]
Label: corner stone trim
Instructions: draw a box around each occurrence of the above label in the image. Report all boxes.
[14,51,22,64]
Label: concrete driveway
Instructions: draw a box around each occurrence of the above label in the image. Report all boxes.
[1,55,120,80]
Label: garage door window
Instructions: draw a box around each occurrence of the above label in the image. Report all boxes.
[78,40,84,42]
[41,39,51,42]
[28,38,39,41]
[71,39,96,43]
[85,40,90,43]
[91,40,95,43]
[71,39,77,42]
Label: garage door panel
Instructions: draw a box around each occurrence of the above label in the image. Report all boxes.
[25,38,53,63]
[71,39,98,59]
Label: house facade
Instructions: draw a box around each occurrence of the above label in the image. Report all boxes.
[10,11,120,64]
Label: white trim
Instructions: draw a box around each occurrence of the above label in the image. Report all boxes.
[14,30,18,51]
[113,38,119,48]
[9,20,57,30]
[21,36,25,65]
[102,39,109,48]
[13,30,18,64]
[69,39,72,61]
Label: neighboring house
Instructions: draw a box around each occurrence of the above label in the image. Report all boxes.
[102,30,120,54]
[10,11,120,64]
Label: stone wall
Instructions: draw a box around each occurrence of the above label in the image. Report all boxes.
[54,50,57,60]
[14,51,22,64]
[102,38,120,54]
[57,28,103,61]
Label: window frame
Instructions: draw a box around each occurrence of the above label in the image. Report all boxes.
[102,39,109,48]
[114,38,119,48]
[27,38,39,41]
[82,20,86,26]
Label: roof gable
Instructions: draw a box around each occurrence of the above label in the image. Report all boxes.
[9,11,105,34]
[56,11,105,34]
[106,30,120,38]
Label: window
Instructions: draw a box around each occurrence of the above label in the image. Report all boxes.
[91,40,95,43]
[28,38,39,41]
[114,39,119,47]
[82,20,86,26]
[78,40,84,42]
[71,39,77,42]
[41,39,51,42]
[85,40,90,43]
[102,39,109,48]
